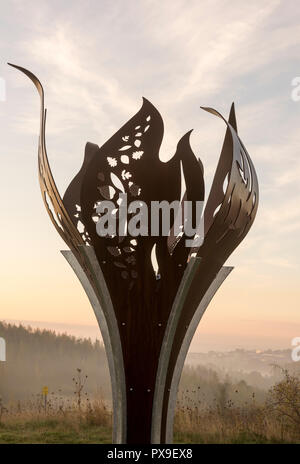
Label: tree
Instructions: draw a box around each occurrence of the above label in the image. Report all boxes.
[266,368,300,433]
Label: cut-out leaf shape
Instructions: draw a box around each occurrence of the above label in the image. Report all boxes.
[223,173,229,194]
[121,170,132,180]
[121,155,130,164]
[110,172,125,192]
[126,256,136,265]
[107,246,121,256]
[77,220,85,233]
[107,157,117,167]
[132,151,143,160]
[114,261,127,268]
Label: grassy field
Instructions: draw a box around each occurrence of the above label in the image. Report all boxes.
[0,401,298,444]
[0,417,295,444]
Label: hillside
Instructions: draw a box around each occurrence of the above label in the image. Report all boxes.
[0,321,111,401]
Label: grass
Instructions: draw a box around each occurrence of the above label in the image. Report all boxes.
[173,403,299,444]
[0,406,297,444]
[0,393,114,444]
[0,418,295,444]
[174,430,292,444]
[0,419,111,444]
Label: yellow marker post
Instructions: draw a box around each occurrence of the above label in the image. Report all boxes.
[42,386,48,395]
[42,386,48,412]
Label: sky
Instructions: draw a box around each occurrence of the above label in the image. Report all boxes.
[0,0,300,351]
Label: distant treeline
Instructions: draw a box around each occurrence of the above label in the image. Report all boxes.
[0,322,111,402]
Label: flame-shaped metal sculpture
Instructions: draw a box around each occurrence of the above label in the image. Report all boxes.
[9,63,259,444]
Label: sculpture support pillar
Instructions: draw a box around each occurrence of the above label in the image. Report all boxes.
[61,247,127,444]
[62,248,232,444]
[163,266,233,443]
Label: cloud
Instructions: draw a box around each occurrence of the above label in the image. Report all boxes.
[1,0,300,340]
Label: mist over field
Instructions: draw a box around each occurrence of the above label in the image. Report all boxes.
[0,321,297,406]
[0,322,111,402]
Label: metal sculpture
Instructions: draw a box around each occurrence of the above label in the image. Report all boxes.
[9,63,259,444]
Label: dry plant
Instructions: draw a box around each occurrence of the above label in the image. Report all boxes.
[0,368,112,430]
